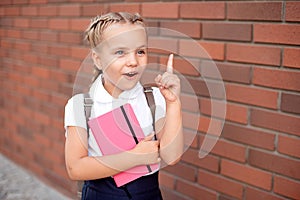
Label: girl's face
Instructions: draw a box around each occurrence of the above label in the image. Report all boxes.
[93,23,148,98]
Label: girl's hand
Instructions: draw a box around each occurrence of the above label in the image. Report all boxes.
[130,133,160,165]
[155,54,181,103]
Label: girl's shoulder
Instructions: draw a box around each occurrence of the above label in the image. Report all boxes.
[65,93,85,108]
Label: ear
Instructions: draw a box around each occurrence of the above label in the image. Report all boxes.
[92,50,102,70]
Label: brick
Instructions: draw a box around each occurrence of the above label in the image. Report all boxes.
[70,18,89,32]
[38,5,58,16]
[81,4,107,17]
[0,0,11,6]
[23,53,39,64]
[254,24,300,45]
[159,56,200,77]
[226,43,281,66]
[274,176,300,199]
[285,1,300,22]
[222,123,275,150]
[31,43,48,54]
[39,56,58,68]
[283,47,300,69]
[49,44,70,57]
[200,41,224,61]
[160,188,187,200]
[221,159,272,190]
[14,18,29,28]
[160,21,201,38]
[0,18,13,27]
[184,129,198,149]
[200,98,248,124]
[219,195,235,200]
[227,2,282,21]
[49,18,69,30]
[13,0,29,4]
[68,0,93,2]
[30,0,47,3]
[245,187,286,200]
[176,179,217,200]
[253,67,300,92]
[251,108,300,136]
[22,30,40,40]
[49,70,69,84]
[179,39,224,60]
[40,31,58,42]
[249,149,300,179]
[278,135,300,159]
[58,4,81,16]
[31,66,50,79]
[1,39,14,49]
[184,78,225,99]
[159,171,175,190]
[148,37,177,54]
[59,32,82,45]
[0,7,4,16]
[6,29,21,39]
[181,148,219,172]
[21,6,38,16]
[71,46,89,60]
[4,6,20,16]
[30,18,48,29]
[142,2,178,19]
[59,58,81,71]
[198,169,243,199]
[211,139,246,162]
[109,3,140,13]
[198,116,224,136]
[281,92,300,115]
[163,162,196,182]
[226,83,278,109]
[201,61,251,84]
[14,41,31,51]
[181,95,200,115]
[180,2,225,19]
[203,22,251,42]
[33,111,51,126]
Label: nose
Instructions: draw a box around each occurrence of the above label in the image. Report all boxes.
[126,52,137,67]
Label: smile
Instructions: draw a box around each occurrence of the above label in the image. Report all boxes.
[123,72,138,77]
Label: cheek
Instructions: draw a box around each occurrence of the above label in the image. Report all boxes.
[138,56,147,66]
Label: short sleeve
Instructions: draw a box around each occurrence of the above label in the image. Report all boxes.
[64,94,87,137]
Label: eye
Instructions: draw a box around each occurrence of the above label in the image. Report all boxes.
[137,49,146,56]
[115,50,124,56]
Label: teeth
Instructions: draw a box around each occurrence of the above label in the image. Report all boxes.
[125,72,137,77]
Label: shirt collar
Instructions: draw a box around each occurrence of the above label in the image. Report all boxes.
[89,74,143,103]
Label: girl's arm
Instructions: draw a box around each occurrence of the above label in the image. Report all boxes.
[65,126,159,181]
[155,54,184,165]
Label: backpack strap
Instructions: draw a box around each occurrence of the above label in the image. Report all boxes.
[83,93,93,135]
[143,84,157,140]
[83,84,157,139]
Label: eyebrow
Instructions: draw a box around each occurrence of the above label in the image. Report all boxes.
[111,45,147,52]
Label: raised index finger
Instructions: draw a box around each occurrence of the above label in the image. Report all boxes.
[167,54,173,74]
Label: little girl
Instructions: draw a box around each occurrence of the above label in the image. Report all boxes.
[64,12,183,200]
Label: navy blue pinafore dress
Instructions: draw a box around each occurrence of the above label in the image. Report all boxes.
[81,172,162,200]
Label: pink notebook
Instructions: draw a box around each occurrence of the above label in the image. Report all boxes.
[88,103,159,187]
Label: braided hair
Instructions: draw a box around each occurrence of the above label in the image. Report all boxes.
[84,12,145,83]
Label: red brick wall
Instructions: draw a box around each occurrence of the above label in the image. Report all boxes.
[0,1,299,199]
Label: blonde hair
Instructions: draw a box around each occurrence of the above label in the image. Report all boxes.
[84,12,145,83]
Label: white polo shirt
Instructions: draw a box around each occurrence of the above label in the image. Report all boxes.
[64,74,166,157]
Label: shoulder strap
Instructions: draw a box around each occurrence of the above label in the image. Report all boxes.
[143,84,157,140]
[84,85,157,139]
[83,93,93,134]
